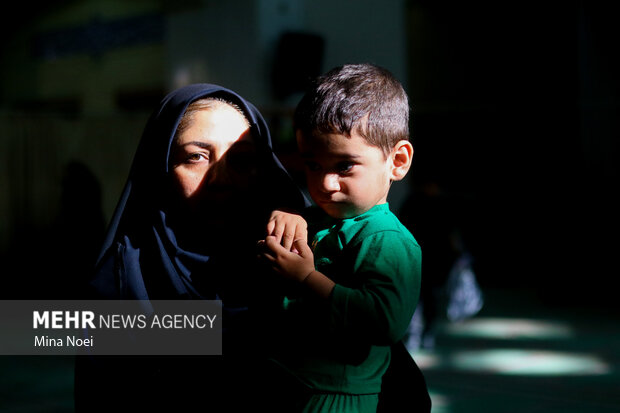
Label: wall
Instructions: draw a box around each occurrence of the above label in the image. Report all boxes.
[1,0,411,256]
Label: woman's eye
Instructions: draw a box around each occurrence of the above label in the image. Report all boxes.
[186,153,208,163]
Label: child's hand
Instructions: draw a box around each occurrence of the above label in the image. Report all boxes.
[266,210,308,252]
[260,237,315,283]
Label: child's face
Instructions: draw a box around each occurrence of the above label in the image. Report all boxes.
[297,129,393,219]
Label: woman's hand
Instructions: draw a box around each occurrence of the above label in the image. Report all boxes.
[265,210,308,252]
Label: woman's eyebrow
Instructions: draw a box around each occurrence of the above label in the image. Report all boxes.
[180,141,215,151]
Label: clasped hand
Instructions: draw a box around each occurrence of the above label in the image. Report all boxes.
[258,210,315,283]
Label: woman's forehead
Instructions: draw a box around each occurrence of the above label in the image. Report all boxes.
[182,105,249,136]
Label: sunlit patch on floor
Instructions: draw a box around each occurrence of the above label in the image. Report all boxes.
[406,290,620,412]
[410,350,441,370]
[427,390,451,413]
[444,317,573,340]
[413,347,612,377]
[450,349,611,376]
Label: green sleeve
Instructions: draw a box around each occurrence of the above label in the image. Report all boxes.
[327,231,421,345]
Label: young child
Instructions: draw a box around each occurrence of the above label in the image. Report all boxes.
[260,63,422,413]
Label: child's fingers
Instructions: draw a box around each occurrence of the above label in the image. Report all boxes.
[272,221,288,245]
[265,235,287,255]
[281,229,295,251]
[257,238,277,257]
[293,238,312,257]
[266,212,308,251]
[258,252,277,262]
[294,224,308,243]
[290,224,307,251]
[281,222,307,251]
[266,218,276,238]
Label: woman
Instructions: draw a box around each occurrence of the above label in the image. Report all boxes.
[75,83,309,411]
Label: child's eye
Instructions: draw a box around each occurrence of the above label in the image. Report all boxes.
[305,161,321,172]
[337,162,355,174]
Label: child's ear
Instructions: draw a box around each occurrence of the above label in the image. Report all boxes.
[389,140,413,181]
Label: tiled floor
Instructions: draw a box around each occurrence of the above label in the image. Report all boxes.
[410,288,620,412]
[1,288,618,412]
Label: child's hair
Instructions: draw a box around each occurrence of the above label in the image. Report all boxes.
[293,63,409,156]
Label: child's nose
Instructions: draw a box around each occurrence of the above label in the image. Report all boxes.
[320,173,340,192]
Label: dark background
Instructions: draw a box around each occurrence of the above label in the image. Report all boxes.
[0,1,617,304]
[1,1,617,306]
[0,1,618,412]
[0,0,619,305]
[405,2,618,308]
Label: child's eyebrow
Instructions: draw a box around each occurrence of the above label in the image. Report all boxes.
[300,151,360,160]
[336,154,361,159]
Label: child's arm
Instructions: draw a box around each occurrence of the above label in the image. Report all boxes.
[261,232,420,345]
[261,236,335,299]
[328,233,421,345]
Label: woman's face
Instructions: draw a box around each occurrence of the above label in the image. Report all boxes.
[169,103,257,209]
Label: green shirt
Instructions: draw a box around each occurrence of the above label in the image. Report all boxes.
[273,203,422,394]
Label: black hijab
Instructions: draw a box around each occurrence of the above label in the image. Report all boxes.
[75,84,308,412]
[89,83,308,301]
